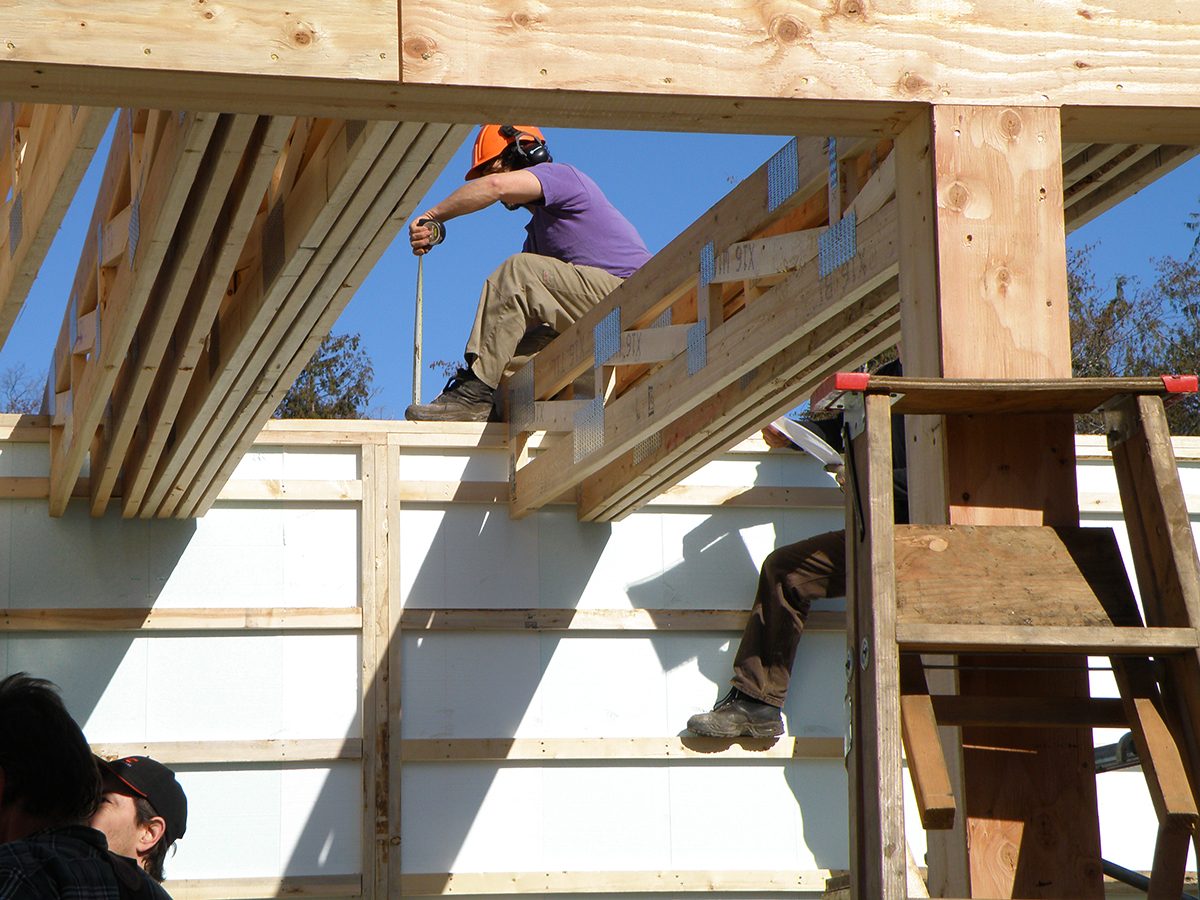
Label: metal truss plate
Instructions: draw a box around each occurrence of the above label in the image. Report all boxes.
[767,138,799,212]
[699,241,715,288]
[8,193,20,257]
[686,322,708,375]
[128,197,141,270]
[652,308,672,329]
[593,306,621,368]
[509,363,535,436]
[573,396,605,464]
[633,431,662,466]
[819,211,857,279]
[826,137,839,197]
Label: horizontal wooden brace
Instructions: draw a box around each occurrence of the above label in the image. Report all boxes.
[521,399,592,432]
[896,623,1200,654]
[398,869,835,896]
[393,480,841,509]
[928,695,1128,728]
[92,738,362,764]
[217,479,363,502]
[607,324,692,365]
[162,874,360,900]
[397,607,843,633]
[400,736,844,762]
[0,607,362,631]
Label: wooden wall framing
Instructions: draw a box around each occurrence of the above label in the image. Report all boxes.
[4,416,1200,896]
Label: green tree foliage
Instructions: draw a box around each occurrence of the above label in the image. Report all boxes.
[274,332,376,419]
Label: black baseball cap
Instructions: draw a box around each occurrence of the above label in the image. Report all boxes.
[96,755,188,846]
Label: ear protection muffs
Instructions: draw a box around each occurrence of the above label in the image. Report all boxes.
[498,125,552,168]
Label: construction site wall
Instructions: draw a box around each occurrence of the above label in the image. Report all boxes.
[0,417,1191,899]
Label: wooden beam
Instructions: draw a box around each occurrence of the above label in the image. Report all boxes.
[895,104,1100,898]
[137,118,398,517]
[512,197,899,518]
[120,115,296,517]
[397,607,844,633]
[48,109,219,516]
[88,113,260,514]
[526,136,835,404]
[182,123,468,518]
[162,875,360,900]
[92,739,362,764]
[0,104,111,349]
[400,736,843,762]
[399,869,834,896]
[578,288,899,522]
[2,5,1200,141]
[0,607,362,631]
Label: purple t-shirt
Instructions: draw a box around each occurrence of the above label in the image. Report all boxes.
[522,163,650,279]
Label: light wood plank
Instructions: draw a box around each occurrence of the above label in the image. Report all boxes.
[162,874,360,900]
[397,607,844,633]
[401,736,843,762]
[92,739,362,764]
[399,869,834,895]
[216,479,362,502]
[0,607,362,631]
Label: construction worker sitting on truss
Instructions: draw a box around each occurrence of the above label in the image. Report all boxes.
[687,359,909,738]
[405,124,651,422]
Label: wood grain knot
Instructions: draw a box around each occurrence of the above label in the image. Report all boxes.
[945,181,970,212]
[832,0,868,20]
[289,22,316,47]
[927,537,949,552]
[403,36,437,62]
[898,71,931,97]
[769,15,810,45]
[508,10,541,29]
[999,109,1023,139]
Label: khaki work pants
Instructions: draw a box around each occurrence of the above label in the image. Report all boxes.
[731,530,846,707]
[465,253,623,388]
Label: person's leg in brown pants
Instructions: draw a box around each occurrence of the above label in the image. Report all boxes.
[687,530,846,737]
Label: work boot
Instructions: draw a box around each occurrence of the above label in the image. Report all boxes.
[405,367,496,422]
[686,687,784,738]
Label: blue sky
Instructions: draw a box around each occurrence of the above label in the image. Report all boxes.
[2,125,1198,419]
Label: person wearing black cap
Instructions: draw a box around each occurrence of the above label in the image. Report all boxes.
[0,672,173,898]
[91,757,187,884]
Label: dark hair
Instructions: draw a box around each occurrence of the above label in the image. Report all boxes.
[0,673,100,825]
[133,796,170,882]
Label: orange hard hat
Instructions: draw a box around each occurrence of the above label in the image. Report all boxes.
[466,125,547,180]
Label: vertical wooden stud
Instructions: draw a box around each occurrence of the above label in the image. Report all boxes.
[847,394,906,899]
[895,104,1101,898]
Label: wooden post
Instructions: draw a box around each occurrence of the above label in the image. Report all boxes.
[846,394,906,899]
[895,105,1103,897]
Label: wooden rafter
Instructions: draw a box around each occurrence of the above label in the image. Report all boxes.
[87,113,261,514]
[182,123,469,518]
[118,115,297,517]
[48,109,219,516]
[0,103,111,350]
[136,118,398,518]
